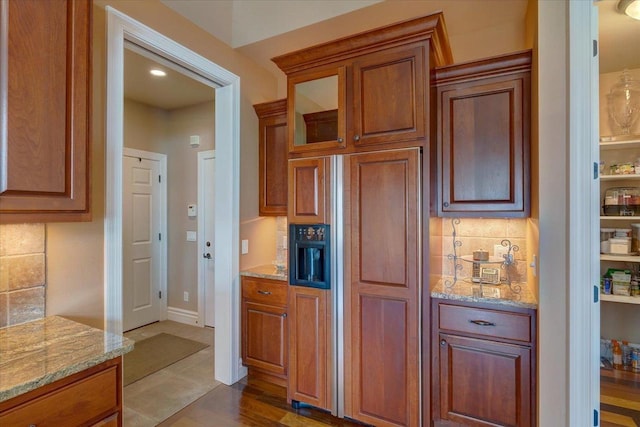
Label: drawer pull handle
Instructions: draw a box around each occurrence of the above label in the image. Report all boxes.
[469,319,495,327]
[257,290,271,295]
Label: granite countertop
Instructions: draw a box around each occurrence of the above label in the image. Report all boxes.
[240,264,287,282]
[431,277,537,309]
[0,316,134,402]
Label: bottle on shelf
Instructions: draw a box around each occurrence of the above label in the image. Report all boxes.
[613,339,623,370]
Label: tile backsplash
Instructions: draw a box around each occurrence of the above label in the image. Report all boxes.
[0,224,46,328]
[438,218,528,283]
[275,216,288,268]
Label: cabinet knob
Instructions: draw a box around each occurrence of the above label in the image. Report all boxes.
[257,290,271,296]
[354,135,360,142]
[443,202,449,208]
[282,313,287,318]
[440,339,447,346]
[337,137,344,143]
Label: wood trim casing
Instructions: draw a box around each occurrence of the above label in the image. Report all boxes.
[272,12,453,74]
[434,49,532,86]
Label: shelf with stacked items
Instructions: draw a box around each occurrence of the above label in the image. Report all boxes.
[601,294,640,304]
[443,218,522,298]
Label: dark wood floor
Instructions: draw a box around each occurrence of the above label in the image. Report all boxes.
[601,368,640,426]
[158,376,364,426]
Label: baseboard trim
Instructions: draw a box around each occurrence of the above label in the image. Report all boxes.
[167,306,200,326]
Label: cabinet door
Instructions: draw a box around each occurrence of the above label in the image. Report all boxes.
[255,100,288,216]
[351,45,426,147]
[242,301,288,376]
[288,285,330,410]
[436,52,531,218]
[438,334,532,427]
[288,157,328,224]
[0,0,91,222]
[344,148,420,427]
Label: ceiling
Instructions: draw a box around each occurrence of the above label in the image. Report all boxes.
[125,0,640,110]
[598,0,640,74]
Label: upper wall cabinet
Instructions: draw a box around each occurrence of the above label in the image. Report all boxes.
[434,50,532,218]
[0,0,92,223]
[254,100,288,216]
[273,13,453,157]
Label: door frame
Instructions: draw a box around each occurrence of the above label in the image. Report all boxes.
[198,149,215,327]
[105,8,242,385]
[568,1,600,425]
[122,147,168,329]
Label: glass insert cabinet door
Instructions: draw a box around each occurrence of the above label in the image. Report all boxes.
[287,67,346,153]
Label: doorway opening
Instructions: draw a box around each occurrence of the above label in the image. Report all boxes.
[105,7,243,385]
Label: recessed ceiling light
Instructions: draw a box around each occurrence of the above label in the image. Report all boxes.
[618,0,640,20]
[150,69,167,77]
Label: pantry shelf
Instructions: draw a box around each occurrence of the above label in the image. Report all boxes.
[600,216,640,220]
[599,138,640,150]
[600,254,640,262]
[601,294,640,304]
[600,174,640,181]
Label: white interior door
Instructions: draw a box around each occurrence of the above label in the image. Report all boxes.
[198,150,216,327]
[123,151,164,331]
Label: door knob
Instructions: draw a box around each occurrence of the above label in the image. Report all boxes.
[203,253,212,259]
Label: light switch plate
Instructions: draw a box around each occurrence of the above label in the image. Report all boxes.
[241,239,249,254]
[186,231,197,241]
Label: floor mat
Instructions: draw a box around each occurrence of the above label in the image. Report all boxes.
[123,332,209,386]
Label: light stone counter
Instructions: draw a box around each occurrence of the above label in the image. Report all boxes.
[240,264,287,282]
[0,316,133,402]
[431,277,537,309]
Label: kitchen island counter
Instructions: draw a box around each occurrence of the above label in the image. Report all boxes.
[0,316,133,402]
[431,277,537,309]
[240,264,287,282]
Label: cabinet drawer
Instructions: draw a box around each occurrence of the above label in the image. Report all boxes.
[242,277,288,306]
[0,365,118,426]
[438,303,532,343]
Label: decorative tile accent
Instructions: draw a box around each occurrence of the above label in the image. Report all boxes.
[0,293,7,329]
[8,287,45,326]
[0,224,45,256]
[0,224,46,327]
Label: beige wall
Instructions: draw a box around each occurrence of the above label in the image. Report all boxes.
[46,0,279,329]
[123,98,217,313]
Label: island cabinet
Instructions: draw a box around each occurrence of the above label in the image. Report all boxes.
[432,299,536,427]
[0,357,123,426]
[272,13,453,157]
[0,0,92,223]
[254,100,288,216]
[241,276,289,386]
[434,50,531,218]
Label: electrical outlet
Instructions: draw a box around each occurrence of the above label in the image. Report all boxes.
[241,239,249,254]
[183,291,189,302]
[494,244,512,263]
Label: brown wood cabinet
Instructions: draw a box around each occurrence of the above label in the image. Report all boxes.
[241,276,288,386]
[432,299,536,427]
[254,100,288,216]
[287,285,331,410]
[0,0,92,223]
[288,156,329,224]
[434,50,531,218]
[273,13,453,157]
[0,357,123,426]
[343,148,421,427]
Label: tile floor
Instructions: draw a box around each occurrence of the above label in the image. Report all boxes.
[123,320,221,426]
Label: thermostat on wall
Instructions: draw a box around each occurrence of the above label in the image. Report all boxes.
[187,204,197,217]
